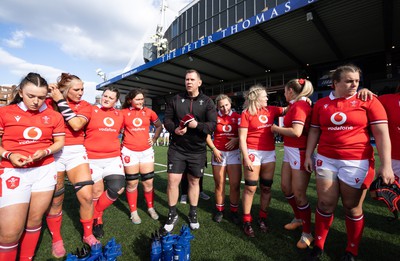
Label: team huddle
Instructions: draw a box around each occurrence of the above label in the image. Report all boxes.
[0,65,398,261]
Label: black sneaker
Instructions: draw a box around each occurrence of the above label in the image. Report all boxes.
[188,212,200,230]
[304,246,323,261]
[258,218,269,233]
[243,222,255,237]
[341,252,356,261]
[163,212,178,232]
[92,219,104,238]
[230,211,240,225]
[213,211,223,223]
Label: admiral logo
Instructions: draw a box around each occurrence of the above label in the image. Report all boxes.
[199,100,204,106]
[94,109,98,113]
[355,178,360,184]
[15,116,21,122]
[23,127,42,140]
[169,164,173,170]
[181,99,185,103]
[258,115,268,124]
[132,118,143,127]
[103,117,115,127]
[6,176,20,189]
[222,125,232,133]
[294,161,298,166]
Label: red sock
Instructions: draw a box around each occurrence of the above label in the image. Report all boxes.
[46,212,63,243]
[230,203,239,213]
[259,209,268,219]
[19,224,42,261]
[144,189,154,209]
[345,214,364,256]
[298,203,312,234]
[286,194,300,219]
[215,204,224,212]
[0,242,18,261]
[80,219,93,238]
[126,188,138,212]
[243,213,252,223]
[314,208,334,250]
[94,191,116,223]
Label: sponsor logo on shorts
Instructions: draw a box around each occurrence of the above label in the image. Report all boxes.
[248,154,255,162]
[317,159,323,167]
[6,176,20,189]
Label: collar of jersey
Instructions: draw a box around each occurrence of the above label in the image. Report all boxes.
[329,91,357,100]
[218,110,233,117]
[18,101,47,112]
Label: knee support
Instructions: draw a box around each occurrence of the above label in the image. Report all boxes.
[245,179,258,186]
[260,178,273,187]
[104,175,126,199]
[125,173,140,181]
[73,180,94,193]
[141,171,155,181]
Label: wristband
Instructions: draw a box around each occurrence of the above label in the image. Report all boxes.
[2,151,13,160]
[56,99,77,121]
[45,149,52,156]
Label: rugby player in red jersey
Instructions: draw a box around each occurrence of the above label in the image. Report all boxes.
[84,87,125,238]
[271,79,314,248]
[239,84,285,237]
[46,73,99,258]
[121,89,162,224]
[206,94,242,224]
[378,86,400,180]
[304,64,394,260]
[0,73,65,261]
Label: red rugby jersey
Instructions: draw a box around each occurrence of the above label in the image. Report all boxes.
[64,100,92,146]
[121,107,160,151]
[311,92,388,160]
[84,106,124,159]
[240,106,284,151]
[378,93,400,160]
[283,99,312,149]
[213,110,241,151]
[0,102,65,168]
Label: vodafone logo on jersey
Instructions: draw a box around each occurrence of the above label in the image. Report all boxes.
[6,176,20,189]
[132,118,143,127]
[258,115,268,124]
[222,125,232,133]
[103,117,115,127]
[330,112,347,125]
[23,127,42,140]
[328,112,353,131]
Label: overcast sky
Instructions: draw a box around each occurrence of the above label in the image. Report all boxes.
[0,0,192,103]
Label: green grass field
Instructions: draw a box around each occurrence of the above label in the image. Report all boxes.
[35,144,400,260]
